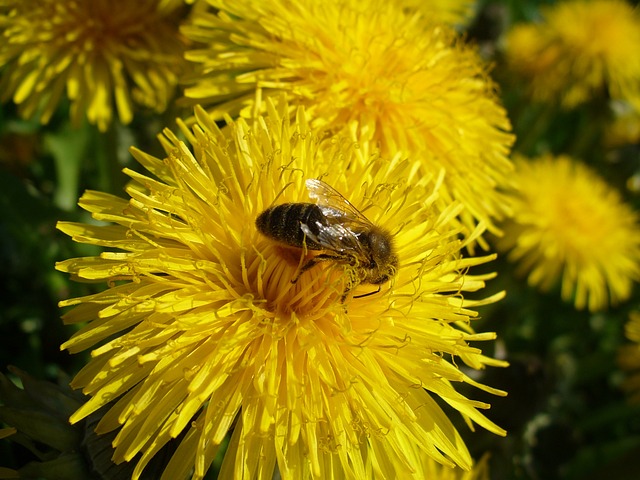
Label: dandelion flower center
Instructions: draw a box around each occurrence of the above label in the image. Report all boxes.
[545,189,611,261]
[251,244,346,317]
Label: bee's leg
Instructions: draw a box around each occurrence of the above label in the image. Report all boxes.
[353,286,381,299]
[290,253,341,284]
[340,284,353,303]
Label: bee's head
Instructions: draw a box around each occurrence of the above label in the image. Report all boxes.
[360,229,398,285]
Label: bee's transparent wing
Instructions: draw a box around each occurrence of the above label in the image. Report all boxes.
[300,218,363,254]
[303,178,372,256]
[305,178,373,228]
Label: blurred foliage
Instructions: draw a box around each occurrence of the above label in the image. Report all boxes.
[1,0,640,479]
[464,1,640,479]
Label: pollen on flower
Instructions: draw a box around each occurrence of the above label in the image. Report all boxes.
[249,242,347,317]
[56,100,507,480]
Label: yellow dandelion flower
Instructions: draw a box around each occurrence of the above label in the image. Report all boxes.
[399,0,475,26]
[505,0,640,109]
[182,0,514,241]
[0,0,188,131]
[56,99,507,479]
[497,154,640,312]
[618,311,640,403]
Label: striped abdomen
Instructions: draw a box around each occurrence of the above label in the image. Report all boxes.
[256,203,327,250]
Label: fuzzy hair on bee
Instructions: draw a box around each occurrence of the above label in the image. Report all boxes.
[256,179,398,299]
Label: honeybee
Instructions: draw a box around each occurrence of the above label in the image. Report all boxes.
[256,179,398,298]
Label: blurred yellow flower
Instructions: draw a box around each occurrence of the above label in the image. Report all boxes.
[497,154,640,312]
[505,0,640,108]
[182,0,514,244]
[0,0,188,131]
[57,99,507,479]
[618,311,640,403]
